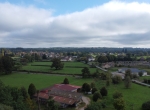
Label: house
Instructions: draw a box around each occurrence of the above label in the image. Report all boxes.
[88,57,95,62]
[34,84,82,108]
[118,68,147,76]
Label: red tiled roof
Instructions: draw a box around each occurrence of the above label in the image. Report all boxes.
[40,84,81,93]
[34,92,49,100]
[52,95,76,105]
[34,84,82,105]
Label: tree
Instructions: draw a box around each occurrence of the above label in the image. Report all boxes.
[0,103,13,110]
[142,100,150,110]
[85,84,91,93]
[112,75,122,84]
[47,98,58,110]
[1,56,14,74]
[106,73,112,86]
[82,83,88,92]
[92,87,98,94]
[63,78,69,84]
[28,83,36,99]
[139,71,143,77]
[20,86,28,100]
[93,91,102,102]
[90,82,95,89]
[113,91,123,99]
[81,67,90,78]
[92,69,100,78]
[51,58,64,70]
[113,98,125,110]
[100,87,108,97]
[0,81,29,110]
[25,97,37,110]
[42,54,47,59]
[97,56,108,63]
[125,69,132,79]
[124,76,131,88]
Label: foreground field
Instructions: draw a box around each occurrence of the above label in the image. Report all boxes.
[1,73,150,110]
[0,73,93,90]
[94,80,150,110]
[21,61,103,74]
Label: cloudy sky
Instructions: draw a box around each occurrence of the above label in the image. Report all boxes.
[0,0,150,48]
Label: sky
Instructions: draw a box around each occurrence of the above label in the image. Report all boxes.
[0,0,150,48]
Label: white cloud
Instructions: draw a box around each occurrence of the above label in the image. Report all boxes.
[0,1,150,47]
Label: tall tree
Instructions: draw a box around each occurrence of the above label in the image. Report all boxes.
[124,76,131,89]
[1,56,14,74]
[97,56,108,63]
[51,58,64,70]
[20,86,28,100]
[28,83,36,99]
[81,67,90,78]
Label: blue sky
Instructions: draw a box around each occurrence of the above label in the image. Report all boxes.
[0,0,150,47]
[0,0,111,15]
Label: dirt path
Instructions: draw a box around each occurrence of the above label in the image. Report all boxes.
[76,96,90,110]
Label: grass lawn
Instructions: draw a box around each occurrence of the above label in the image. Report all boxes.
[0,73,94,90]
[94,80,150,110]
[107,67,120,72]
[21,61,103,74]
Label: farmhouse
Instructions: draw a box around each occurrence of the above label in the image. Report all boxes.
[34,84,82,108]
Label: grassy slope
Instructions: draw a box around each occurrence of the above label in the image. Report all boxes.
[0,73,93,90]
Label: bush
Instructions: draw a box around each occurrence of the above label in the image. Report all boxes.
[113,91,123,99]
[142,100,150,110]
[113,98,125,110]
[100,87,107,97]
[92,87,98,94]
[63,78,69,84]
[112,75,122,84]
[93,91,102,102]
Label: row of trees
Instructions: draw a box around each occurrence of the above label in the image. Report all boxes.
[0,81,37,110]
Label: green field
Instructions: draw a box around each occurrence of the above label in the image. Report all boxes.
[21,61,103,74]
[0,73,93,90]
[94,80,150,110]
[1,72,150,110]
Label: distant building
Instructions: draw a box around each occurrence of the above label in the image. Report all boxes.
[118,68,147,76]
[111,68,147,79]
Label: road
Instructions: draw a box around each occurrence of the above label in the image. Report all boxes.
[76,96,90,110]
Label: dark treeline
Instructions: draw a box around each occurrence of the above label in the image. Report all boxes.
[2,47,150,53]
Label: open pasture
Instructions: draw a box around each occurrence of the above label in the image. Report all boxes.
[94,80,150,110]
[21,61,103,74]
[0,73,94,90]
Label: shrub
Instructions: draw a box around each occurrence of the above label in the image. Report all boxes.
[93,91,102,102]
[63,78,69,84]
[92,87,98,94]
[100,87,107,97]
[113,98,125,110]
[142,100,150,110]
[113,91,123,99]
[112,75,122,84]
